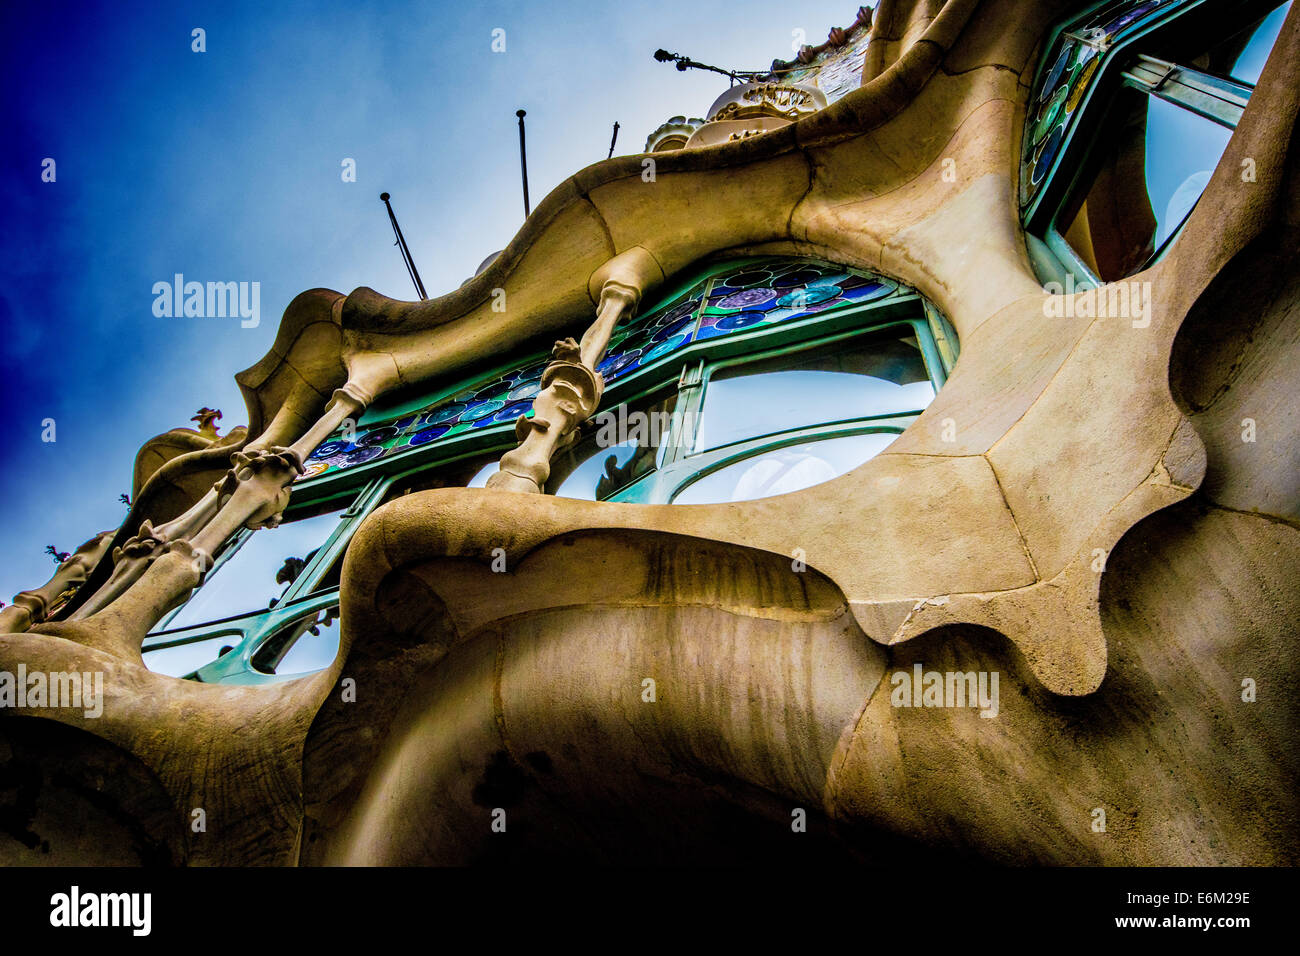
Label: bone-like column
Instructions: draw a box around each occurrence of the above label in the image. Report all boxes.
[67,385,371,626]
[68,491,223,621]
[0,531,114,633]
[486,278,640,494]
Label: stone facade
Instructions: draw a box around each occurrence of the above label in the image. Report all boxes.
[2,0,1297,865]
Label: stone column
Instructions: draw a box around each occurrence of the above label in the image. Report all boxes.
[486,278,640,494]
[0,531,114,632]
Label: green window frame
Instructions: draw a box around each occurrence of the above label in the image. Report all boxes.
[145,258,957,684]
[1023,0,1287,289]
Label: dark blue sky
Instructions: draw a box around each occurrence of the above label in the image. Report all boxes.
[0,0,854,603]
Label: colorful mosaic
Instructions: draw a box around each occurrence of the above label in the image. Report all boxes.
[1020,0,1195,211]
[299,258,901,480]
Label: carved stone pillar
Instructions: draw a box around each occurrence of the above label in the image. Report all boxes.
[67,384,370,625]
[0,531,114,633]
[487,279,640,494]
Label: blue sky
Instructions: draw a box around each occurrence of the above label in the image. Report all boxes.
[0,0,856,605]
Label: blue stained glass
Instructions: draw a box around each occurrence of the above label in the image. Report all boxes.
[462,400,505,422]
[714,311,767,332]
[642,335,691,362]
[310,439,351,460]
[657,300,700,324]
[408,424,451,446]
[1039,43,1075,101]
[1101,0,1163,34]
[507,380,541,401]
[777,285,840,308]
[479,402,533,427]
[473,380,514,401]
[1031,123,1065,187]
[356,426,399,446]
[841,282,893,303]
[718,288,779,310]
[723,270,774,288]
[301,259,905,480]
[598,351,641,379]
[340,446,384,467]
[424,403,466,425]
[652,316,695,341]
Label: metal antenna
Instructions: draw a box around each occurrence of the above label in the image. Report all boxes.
[380,192,427,300]
[516,109,531,218]
[607,121,620,159]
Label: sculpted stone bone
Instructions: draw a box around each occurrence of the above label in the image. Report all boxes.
[487,275,641,494]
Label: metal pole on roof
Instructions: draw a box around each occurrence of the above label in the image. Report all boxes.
[516,109,531,218]
[607,121,620,159]
[380,191,427,300]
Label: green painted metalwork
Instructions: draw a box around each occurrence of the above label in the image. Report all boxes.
[148,256,957,683]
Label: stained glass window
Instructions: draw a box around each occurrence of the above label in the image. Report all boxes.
[1020,0,1199,213]
[296,257,907,481]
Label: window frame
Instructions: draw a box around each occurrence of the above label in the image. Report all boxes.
[584,314,944,505]
[147,259,956,682]
[1024,0,1282,288]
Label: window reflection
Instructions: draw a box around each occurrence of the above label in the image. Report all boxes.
[692,331,933,454]
[674,432,899,504]
[252,606,341,676]
[1058,87,1232,279]
[548,392,677,500]
[142,633,240,678]
[161,506,345,632]
[1050,2,1289,281]
[1217,2,1291,87]
[468,461,496,487]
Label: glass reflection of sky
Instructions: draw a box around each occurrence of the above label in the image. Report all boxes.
[1144,97,1232,248]
[270,613,341,676]
[1144,3,1287,248]
[1230,3,1291,86]
[693,371,935,453]
[143,633,239,678]
[675,433,899,504]
[467,461,497,488]
[161,508,344,632]
[553,440,640,501]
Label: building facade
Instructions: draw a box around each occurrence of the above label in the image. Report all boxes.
[2,0,1297,865]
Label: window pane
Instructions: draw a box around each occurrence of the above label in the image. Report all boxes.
[1230,3,1291,84]
[1145,97,1232,249]
[1059,87,1230,279]
[143,634,240,678]
[468,461,496,487]
[674,432,899,504]
[692,331,933,453]
[252,606,341,677]
[548,393,677,500]
[162,507,345,631]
